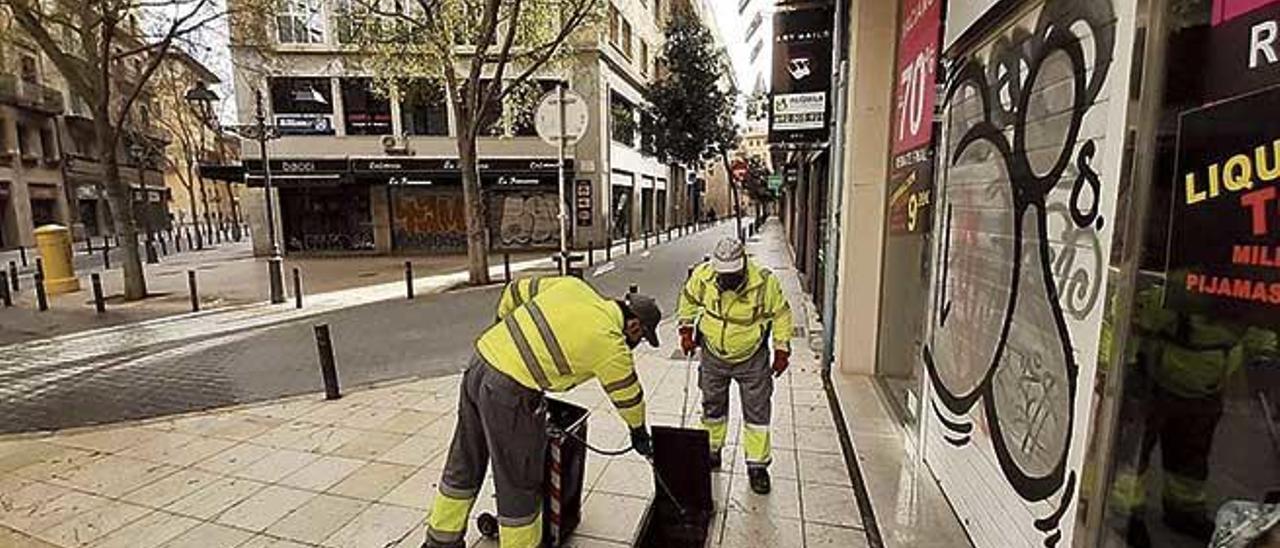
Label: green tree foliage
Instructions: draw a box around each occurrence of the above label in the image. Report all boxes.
[340,0,602,284]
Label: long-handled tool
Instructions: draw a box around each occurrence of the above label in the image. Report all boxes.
[554,426,687,515]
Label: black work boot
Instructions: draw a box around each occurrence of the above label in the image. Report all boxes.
[709,450,722,470]
[1162,508,1214,542]
[748,467,771,494]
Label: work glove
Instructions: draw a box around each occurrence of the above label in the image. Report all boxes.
[679,326,697,356]
[630,427,654,457]
[772,349,790,377]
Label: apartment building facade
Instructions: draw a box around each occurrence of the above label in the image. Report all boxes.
[228,0,721,256]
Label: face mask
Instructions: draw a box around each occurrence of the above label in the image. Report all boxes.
[717,272,745,291]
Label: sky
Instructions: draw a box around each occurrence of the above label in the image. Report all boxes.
[708,0,757,90]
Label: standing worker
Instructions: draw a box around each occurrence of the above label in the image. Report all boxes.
[678,237,793,494]
[423,276,662,548]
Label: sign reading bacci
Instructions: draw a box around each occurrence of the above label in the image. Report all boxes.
[1166,84,1280,322]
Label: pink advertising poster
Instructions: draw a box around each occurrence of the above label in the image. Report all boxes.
[1214,0,1280,25]
[891,0,942,156]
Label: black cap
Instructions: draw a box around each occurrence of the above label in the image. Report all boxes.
[625,293,662,347]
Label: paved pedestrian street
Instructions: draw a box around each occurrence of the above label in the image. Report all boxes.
[0,223,872,547]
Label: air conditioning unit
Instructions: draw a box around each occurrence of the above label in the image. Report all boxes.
[382,135,411,155]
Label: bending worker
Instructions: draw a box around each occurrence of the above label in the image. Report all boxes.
[678,237,794,495]
[424,276,662,548]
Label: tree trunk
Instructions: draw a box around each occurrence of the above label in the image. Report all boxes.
[457,128,490,285]
[96,120,147,300]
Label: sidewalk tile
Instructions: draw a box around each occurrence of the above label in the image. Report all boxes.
[248,422,328,451]
[206,415,285,442]
[298,401,364,426]
[57,428,162,454]
[334,406,402,431]
[562,538,630,548]
[718,510,803,548]
[575,492,646,543]
[593,459,654,499]
[231,449,320,483]
[239,534,313,548]
[242,399,322,422]
[85,510,200,548]
[56,455,180,498]
[793,425,842,454]
[122,468,222,509]
[278,455,364,492]
[165,477,267,520]
[330,431,410,461]
[265,493,368,544]
[795,451,852,487]
[0,442,74,475]
[376,433,449,467]
[12,447,104,484]
[215,485,316,532]
[327,462,417,501]
[804,523,869,547]
[137,438,238,468]
[1,489,107,535]
[158,522,256,548]
[374,410,442,435]
[193,443,274,475]
[381,466,436,510]
[36,500,150,547]
[800,483,862,528]
[726,477,801,519]
[118,431,202,462]
[730,447,798,481]
[320,502,419,547]
[289,426,364,454]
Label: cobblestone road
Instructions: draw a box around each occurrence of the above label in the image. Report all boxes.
[1,223,742,433]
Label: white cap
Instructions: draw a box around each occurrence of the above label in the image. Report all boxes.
[711,238,746,273]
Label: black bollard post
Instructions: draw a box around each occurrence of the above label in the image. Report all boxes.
[35,257,43,278]
[293,268,302,309]
[625,235,631,255]
[0,274,10,307]
[587,241,594,267]
[19,246,27,267]
[503,253,511,283]
[186,228,194,251]
[9,261,18,291]
[687,265,694,280]
[91,273,105,314]
[314,324,342,400]
[606,240,612,262]
[34,272,47,311]
[160,237,168,256]
[86,237,94,254]
[644,232,650,250]
[404,261,414,300]
[188,270,199,312]
[175,230,183,252]
[102,245,110,269]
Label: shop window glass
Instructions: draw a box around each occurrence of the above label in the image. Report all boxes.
[401,79,449,136]
[269,77,335,135]
[610,92,636,147]
[340,77,392,135]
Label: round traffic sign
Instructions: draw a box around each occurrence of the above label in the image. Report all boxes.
[535,88,589,147]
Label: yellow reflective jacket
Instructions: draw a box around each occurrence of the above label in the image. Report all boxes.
[677,260,794,363]
[477,276,646,428]
[495,276,571,321]
[1134,286,1277,398]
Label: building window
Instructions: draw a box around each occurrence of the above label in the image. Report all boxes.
[340,78,392,135]
[400,79,449,136]
[640,111,656,155]
[640,41,649,76]
[609,4,621,46]
[269,77,335,135]
[19,53,38,84]
[653,0,660,24]
[610,92,636,147]
[277,0,325,44]
[40,125,55,160]
[622,19,633,58]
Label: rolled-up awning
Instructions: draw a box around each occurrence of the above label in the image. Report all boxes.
[198,163,245,183]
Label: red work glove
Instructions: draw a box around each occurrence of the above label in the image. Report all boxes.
[679,326,697,356]
[772,349,790,377]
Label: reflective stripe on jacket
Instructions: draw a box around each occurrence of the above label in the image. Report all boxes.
[677,260,793,363]
[495,276,570,321]
[477,276,646,428]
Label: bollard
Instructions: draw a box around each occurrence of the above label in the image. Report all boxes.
[587,241,594,267]
[35,257,43,278]
[1,275,10,307]
[503,253,511,283]
[160,237,168,256]
[102,245,110,269]
[606,240,612,262]
[625,236,631,255]
[314,324,342,400]
[644,232,650,250]
[687,265,694,279]
[186,228,193,251]
[19,246,27,267]
[175,230,183,252]
[91,273,105,314]
[188,270,199,312]
[34,272,47,311]
[629,283,638,295]
[86,237,94,254]
[9,261,18,291]
[404,261,414,300]
[293,268,302,309]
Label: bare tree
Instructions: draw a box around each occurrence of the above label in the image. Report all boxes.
[337,0,602,284]
[152,52,214,250]
[1,0,230,299]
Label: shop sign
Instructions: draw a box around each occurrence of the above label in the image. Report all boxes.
[1166,85,1280,323]
[768,175,783,194]
[274,114,335,135]
[575,179,593,227]
[1207,0,1280,100]
[769,4,833,144]
[887,0,941,235]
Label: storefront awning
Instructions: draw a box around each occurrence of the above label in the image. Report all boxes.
[198,163,246,183]
[233,157,575,188]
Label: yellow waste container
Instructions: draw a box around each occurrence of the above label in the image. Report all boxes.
[34,224,80,295]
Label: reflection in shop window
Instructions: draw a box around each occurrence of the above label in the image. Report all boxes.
[269,77,334,135]
[340,78,392,135]
[400,79,449,136]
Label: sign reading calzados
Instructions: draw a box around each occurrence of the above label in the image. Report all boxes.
[1166,85,1280,322]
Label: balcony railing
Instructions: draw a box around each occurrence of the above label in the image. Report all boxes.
[0,74,66,114]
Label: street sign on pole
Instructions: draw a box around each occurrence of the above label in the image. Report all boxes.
[536,86,589,275]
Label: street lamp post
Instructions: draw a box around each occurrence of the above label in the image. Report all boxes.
[253,90,285,304]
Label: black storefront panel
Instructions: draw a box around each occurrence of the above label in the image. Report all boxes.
[280,186,374,252]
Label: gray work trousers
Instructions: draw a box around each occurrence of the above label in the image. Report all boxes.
[699,344,773,467]
[439,355,547,532]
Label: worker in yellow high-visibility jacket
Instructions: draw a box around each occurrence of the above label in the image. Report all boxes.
[423,276,661,548]
[677,237,793,495]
